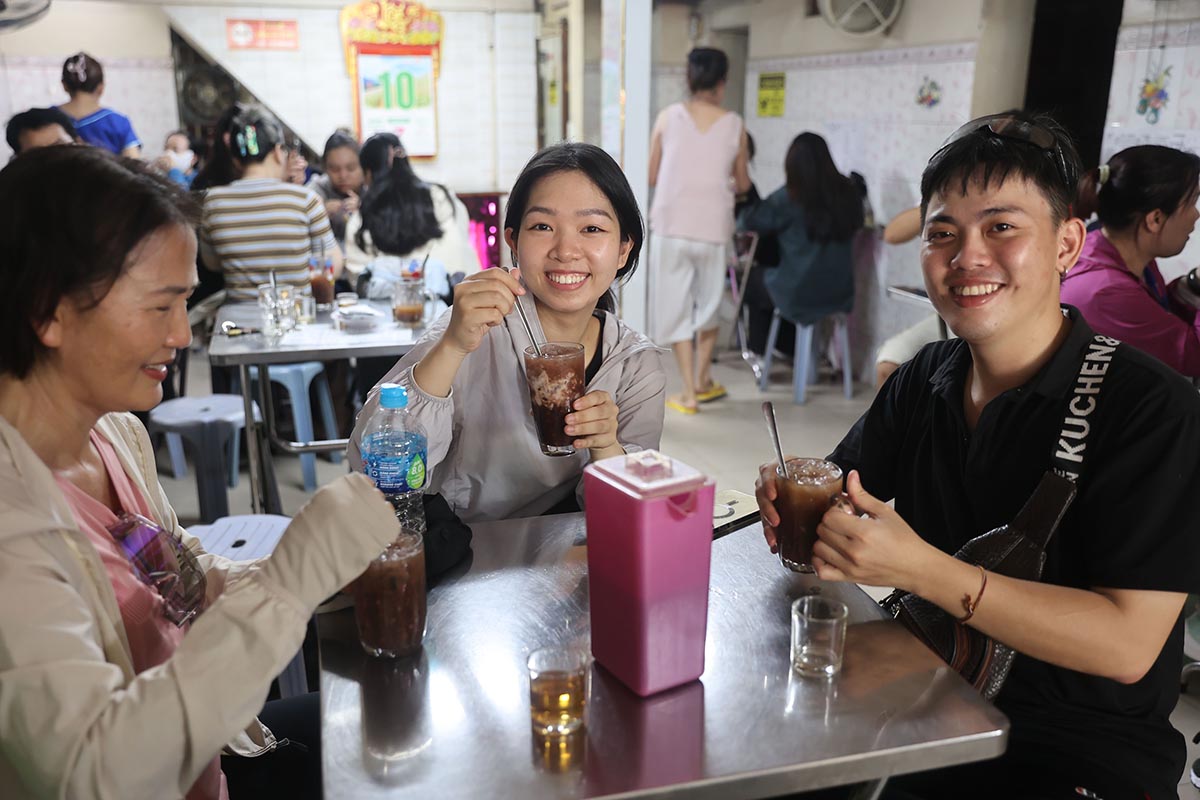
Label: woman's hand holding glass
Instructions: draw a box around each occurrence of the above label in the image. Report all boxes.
[565,391,622,458]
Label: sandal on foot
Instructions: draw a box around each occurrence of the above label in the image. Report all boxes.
[666,398,698,415]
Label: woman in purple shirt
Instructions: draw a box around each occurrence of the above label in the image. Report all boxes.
[1062,145,1200,376]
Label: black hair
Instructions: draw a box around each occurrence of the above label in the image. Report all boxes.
[357,156,445,256]
[222,103,285,165]
[191,106,241,191]
[687,48,728,94]
[746,131,756,162]
[359,132,401,183]
[5,107,77,153]
[920,110,1080,225]
[1075,145,1200,230]
[323,131,359,161]
[784,132,863,243]
[0,146,200,378]
[503,142,644,314]
[164,129,192,147]
[62,52,103,94]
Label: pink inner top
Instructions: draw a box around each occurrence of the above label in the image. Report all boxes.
[649,103,742,244]
[54,429,227,800]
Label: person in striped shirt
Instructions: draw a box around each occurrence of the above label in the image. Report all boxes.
[200,104,342,301]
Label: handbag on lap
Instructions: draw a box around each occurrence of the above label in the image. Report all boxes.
[881,334,1117,699]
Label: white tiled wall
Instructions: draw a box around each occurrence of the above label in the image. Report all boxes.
[0,55,179,162]
[165,6,538,195]
[1102,20,1200,279]
[494,12,539,189]
[651,64,687,120]
[744,42,977,377]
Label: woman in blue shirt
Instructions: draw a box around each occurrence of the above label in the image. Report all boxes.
[58,52,141,158]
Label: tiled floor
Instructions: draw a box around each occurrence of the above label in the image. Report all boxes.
[162,343,1200,793]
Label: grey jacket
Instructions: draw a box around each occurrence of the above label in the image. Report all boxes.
[349,297,666,521]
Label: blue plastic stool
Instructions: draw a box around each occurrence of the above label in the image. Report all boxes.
[758,312,854,405]
[248,362,340,492]
[149,395,260,523]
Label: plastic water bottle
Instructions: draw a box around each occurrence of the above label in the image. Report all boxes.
[360,384,428,536]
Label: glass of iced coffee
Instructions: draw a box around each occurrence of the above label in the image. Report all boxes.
[774,458,843,573]
[392,278,426,327]
[311,266,335,308]
[353,530,427,658]
[523,342,586,457]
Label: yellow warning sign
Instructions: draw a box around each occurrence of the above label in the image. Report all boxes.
[757,72,785,118]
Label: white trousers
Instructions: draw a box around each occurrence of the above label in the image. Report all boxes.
[648,234,727,345]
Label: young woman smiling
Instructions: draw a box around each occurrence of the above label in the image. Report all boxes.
[349,143,666,522]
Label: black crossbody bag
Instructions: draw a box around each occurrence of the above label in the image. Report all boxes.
[881,334,1119,699]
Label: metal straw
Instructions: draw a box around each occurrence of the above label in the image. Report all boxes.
[762,401,788,477]
[506,266,541,357]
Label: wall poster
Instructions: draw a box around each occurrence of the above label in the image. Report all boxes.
[226,19,299,51]
[340,0,443,155]
[757,72,785,118]
[352,44,438,156]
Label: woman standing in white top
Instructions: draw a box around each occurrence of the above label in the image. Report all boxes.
[648,47,751,414]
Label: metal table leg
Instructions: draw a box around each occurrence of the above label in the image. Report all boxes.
[255,365,283,515]
[849,777,888,800]
[238,364,263,515]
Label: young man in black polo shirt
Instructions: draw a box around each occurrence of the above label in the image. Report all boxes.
[756,112,1200,799]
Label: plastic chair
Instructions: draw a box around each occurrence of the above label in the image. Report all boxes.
[758,312,854,405]
[149,395,260,523]
[247,362,341,493]
[188,514,307,697]
[725,232,763,381]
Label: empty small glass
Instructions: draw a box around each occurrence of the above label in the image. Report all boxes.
[295,285,316,324]
[791,596,848,678]
[527,646,590,736]
[258,283,297,336]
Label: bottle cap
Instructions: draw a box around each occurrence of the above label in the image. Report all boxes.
[379,383,409,409]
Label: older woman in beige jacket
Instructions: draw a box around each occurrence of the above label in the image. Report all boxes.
[0,146,398,800]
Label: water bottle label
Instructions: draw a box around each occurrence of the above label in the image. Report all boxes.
[364,447,427,493]
[407,454,426,490]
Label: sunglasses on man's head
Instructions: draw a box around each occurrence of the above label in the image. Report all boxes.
[929,114,1077,194]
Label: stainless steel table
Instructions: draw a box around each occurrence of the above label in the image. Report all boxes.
[207,301,437,513]
[319,516,1008,799]
[885,285,948,340]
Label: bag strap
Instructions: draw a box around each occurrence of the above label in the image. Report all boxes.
[1050,333,1118,484]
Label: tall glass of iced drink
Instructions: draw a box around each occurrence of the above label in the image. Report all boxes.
[524,342,586,457]
[354,530,427,657]
[774,458,843,573]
